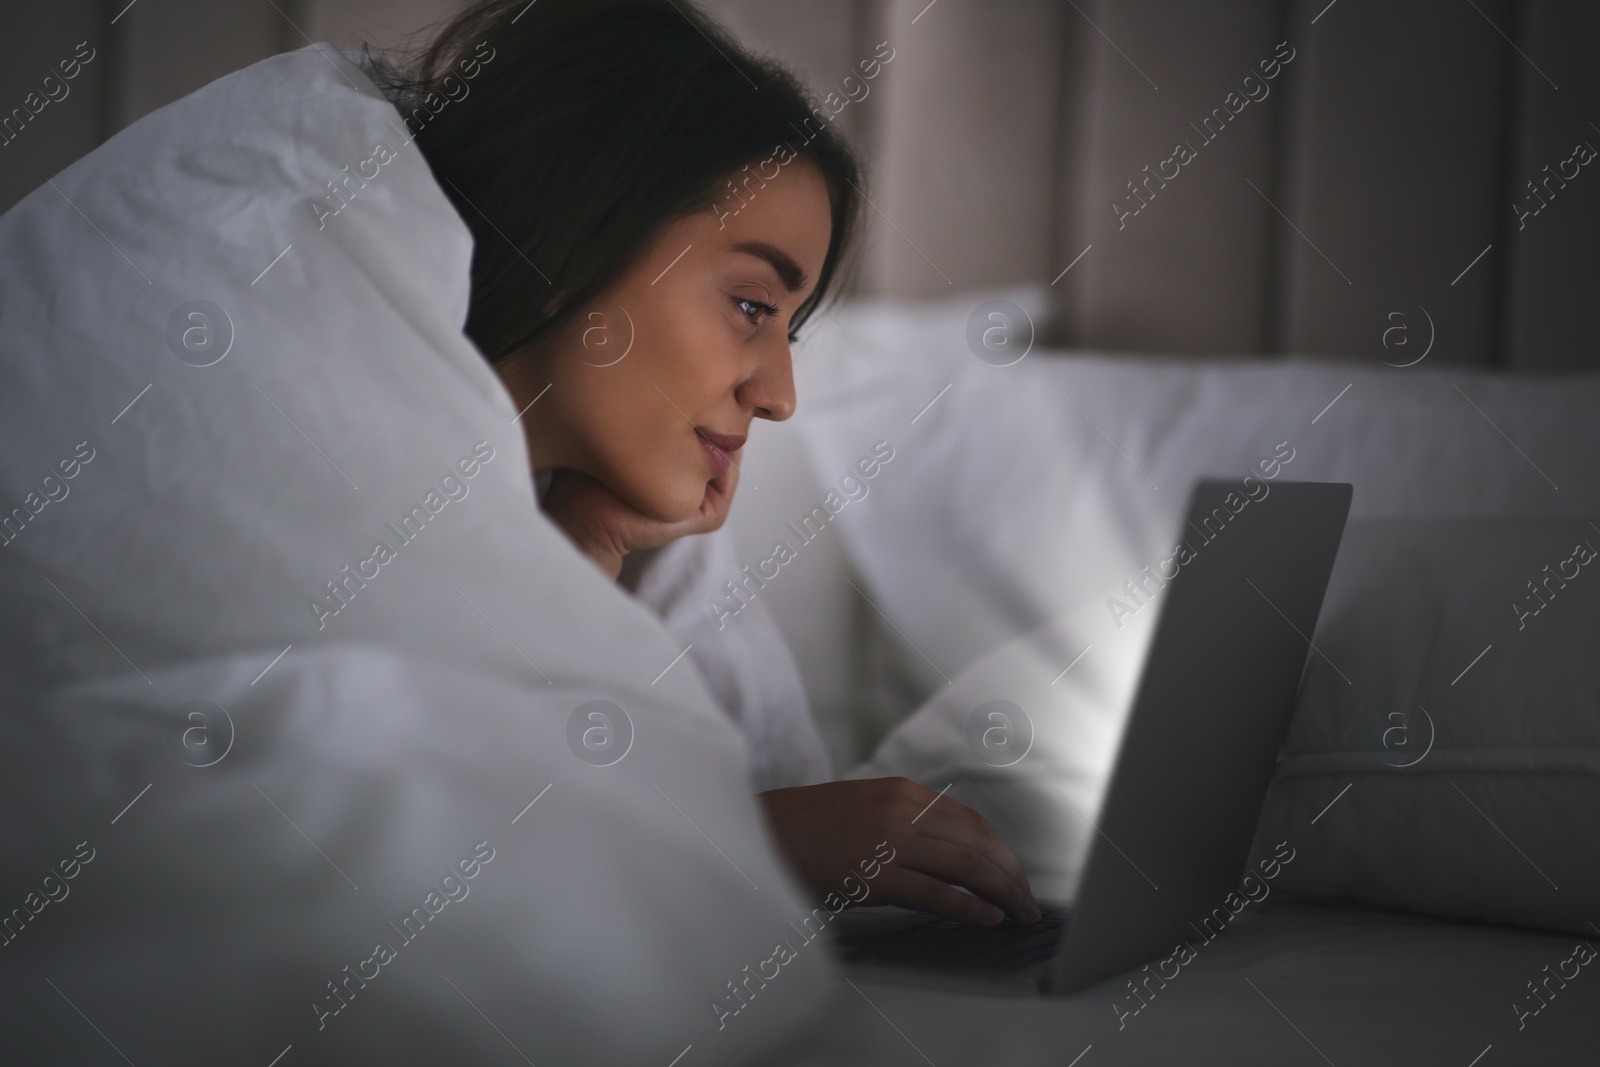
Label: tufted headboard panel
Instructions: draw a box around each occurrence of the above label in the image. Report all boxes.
[708,0,1599,370]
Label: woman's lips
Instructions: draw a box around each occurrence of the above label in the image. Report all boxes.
[696,429,745,476]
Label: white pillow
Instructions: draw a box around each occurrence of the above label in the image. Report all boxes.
[1249,518,1600,936]
[791,291,1600,732]
[790,288,1600,910]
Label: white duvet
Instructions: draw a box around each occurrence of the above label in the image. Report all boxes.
[0,45,843,1065]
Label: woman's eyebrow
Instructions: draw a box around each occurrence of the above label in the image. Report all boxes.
[730,240,809,294]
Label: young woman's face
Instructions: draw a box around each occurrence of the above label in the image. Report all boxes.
[498,157,834,523]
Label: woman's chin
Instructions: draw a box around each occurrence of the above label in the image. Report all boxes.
[673,480,715,522]
[623,479,707,525]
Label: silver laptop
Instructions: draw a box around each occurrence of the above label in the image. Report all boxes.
[829,479,1352,996]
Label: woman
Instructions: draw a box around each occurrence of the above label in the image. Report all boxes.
[369,0,1038,927]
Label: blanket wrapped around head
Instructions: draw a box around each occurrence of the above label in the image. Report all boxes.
[0,42,839,1066]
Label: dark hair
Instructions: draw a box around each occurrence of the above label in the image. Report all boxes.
[365,0,863,364]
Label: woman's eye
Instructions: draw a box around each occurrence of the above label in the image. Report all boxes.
[734,297,779,326]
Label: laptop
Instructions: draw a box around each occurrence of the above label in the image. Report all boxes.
[829,478,1352,996]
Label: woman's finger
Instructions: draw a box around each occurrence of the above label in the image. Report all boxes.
[909,798,1034,905]
[542,461,739,560]
[866,867,1007,926]
[690,455,739,531]
[892,835,1038,923]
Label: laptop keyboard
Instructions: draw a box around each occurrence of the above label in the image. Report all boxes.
[834,906,1071,972]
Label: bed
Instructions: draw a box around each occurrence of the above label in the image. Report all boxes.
[779,900,1596,1065]
[2,31,1595,1065]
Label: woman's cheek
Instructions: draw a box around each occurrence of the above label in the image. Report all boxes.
[636,406,700,519]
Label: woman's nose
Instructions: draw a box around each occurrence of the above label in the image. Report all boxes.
[739,341,796,422]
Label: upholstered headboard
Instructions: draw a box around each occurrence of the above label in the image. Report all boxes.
[709,0,1599,370]
[8,0,1593,370]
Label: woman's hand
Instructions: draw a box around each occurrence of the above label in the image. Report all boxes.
[756,777,1041,926]
[538,461,738,580]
